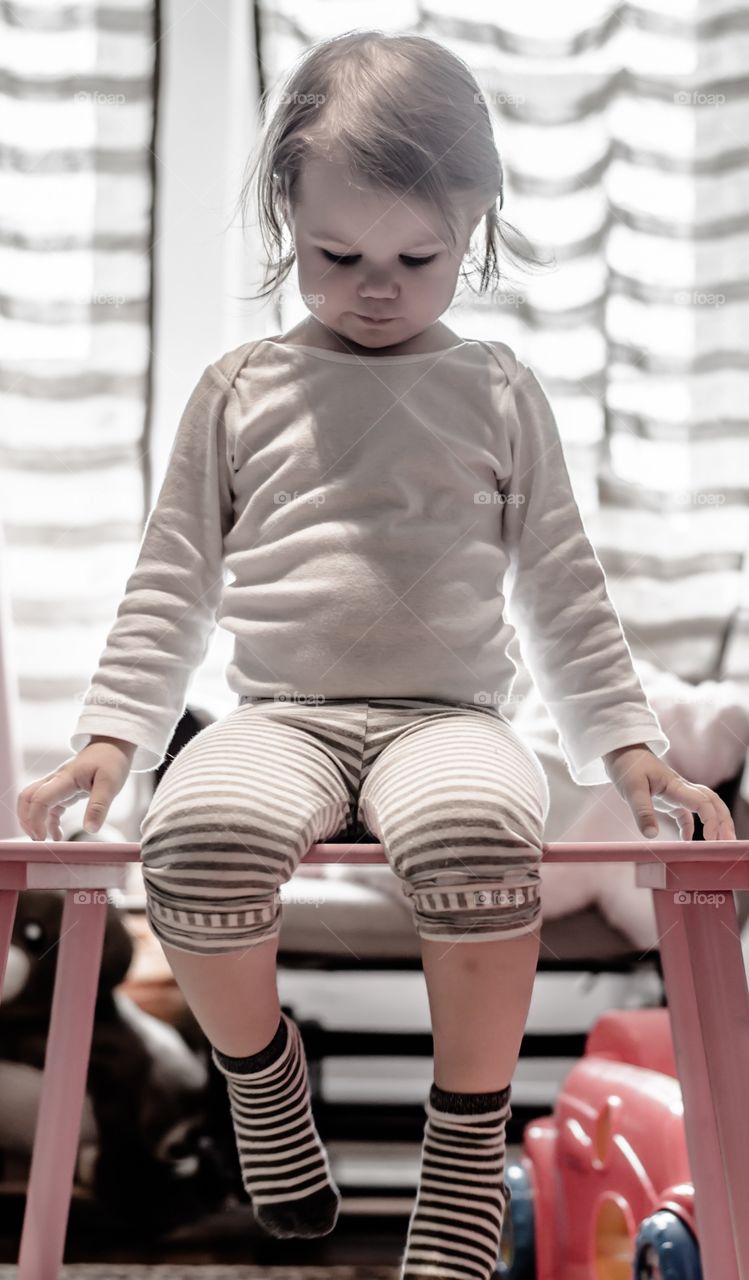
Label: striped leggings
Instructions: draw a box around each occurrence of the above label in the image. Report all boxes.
[139,696,551,955]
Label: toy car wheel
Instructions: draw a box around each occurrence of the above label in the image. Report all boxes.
[634,1210,702,1279]
[494,1159,536,1279]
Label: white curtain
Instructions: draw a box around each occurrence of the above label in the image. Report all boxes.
[1,1,159,836]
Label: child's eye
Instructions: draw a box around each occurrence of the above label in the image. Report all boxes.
[320,250,437,269]
[320,251,357,267]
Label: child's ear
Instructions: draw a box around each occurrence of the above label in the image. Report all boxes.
[463,200,492,249]
[273,174,291,227]
[473,198,495,234]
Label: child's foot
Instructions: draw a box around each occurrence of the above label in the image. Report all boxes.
[212,1010,341,1239]
[400,1081,512,1279]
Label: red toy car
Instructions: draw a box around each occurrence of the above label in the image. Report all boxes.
[497,1008,703,1279]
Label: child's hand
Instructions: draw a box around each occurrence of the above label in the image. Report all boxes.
[602,743,736,841]
[17,740,135,841]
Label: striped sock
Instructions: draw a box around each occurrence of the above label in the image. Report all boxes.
[211,1010,340,1239]
[400,1081,512,1280]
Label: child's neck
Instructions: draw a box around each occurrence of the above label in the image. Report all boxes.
[281,317,464,357]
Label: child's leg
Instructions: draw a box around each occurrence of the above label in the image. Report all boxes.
[161,934,282,1058]
[420,926,541,1092]
[397,927,540,1280]
[355,707,547,1279]
[161,932,339,1240]
[138,703,359,1242]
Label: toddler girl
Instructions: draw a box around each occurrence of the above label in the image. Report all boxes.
[18,29,735,1280]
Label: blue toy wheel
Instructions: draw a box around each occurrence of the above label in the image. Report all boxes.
[494,1158,536,1279]
[633,1210,702,1280]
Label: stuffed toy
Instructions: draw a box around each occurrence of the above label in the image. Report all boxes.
[0,817,235,1238]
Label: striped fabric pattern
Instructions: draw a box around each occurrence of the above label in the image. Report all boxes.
[400,1083,513,1279]
[138,697,549,953]
[211,1010,341,1238]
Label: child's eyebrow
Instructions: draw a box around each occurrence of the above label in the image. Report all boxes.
[308,231,443,252]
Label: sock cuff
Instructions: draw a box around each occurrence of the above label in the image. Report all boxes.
[428,1080,512,1116]
[212,1010,289,1075]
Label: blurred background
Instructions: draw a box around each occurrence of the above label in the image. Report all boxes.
[1,0,749,1273]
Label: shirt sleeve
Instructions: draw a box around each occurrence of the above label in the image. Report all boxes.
[69,362,235,772]
[499,361,670,786]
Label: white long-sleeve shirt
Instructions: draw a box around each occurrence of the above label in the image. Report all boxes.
[70,336,670,784]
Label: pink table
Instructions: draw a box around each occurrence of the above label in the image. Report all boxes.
[1,837,748,1279]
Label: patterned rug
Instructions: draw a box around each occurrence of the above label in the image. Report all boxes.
[0,1270,399,1279]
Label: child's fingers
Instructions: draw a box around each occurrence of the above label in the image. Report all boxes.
[659,776,736,841]
[19,774,86,841]
[625,777,662,838]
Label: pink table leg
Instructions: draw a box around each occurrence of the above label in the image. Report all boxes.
[17,890,108,1280]
[0,887,19,995]
[651,883,749,1280]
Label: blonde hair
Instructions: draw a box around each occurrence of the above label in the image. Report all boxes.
[233,29,552,302]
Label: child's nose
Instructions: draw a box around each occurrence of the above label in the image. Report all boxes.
[358,273,398,297]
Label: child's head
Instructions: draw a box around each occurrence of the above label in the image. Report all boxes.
[237,29,548,344]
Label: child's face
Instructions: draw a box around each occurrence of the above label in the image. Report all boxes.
[287,157,484,348]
